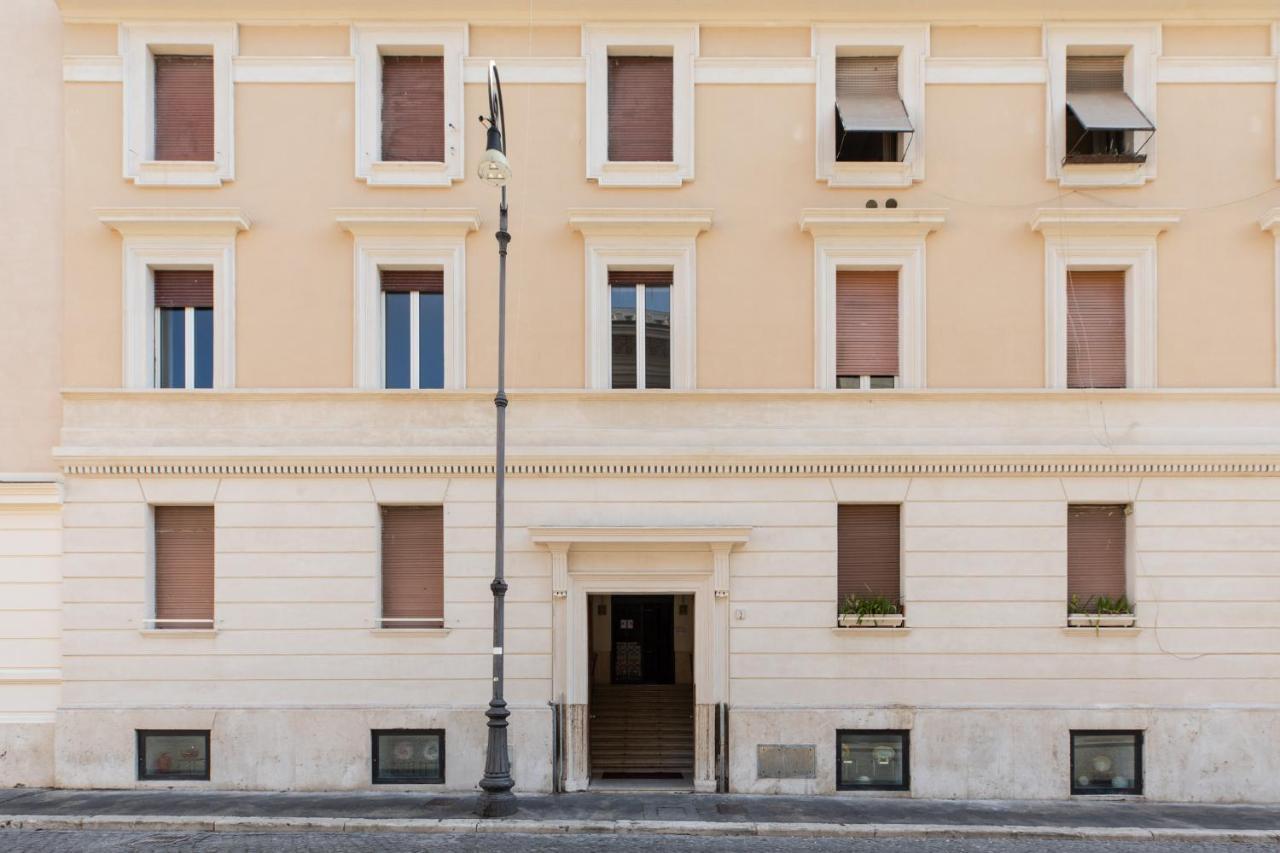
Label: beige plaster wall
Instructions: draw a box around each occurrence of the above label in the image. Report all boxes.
[238,25,350,56]
[1161,25,1273,57]
[699,27,810,57]
[470,25,581,57]
[930,26,1042,57]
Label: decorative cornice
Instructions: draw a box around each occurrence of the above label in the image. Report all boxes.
[464,56,585,84]
[63,55,123,82]
[334,208,481,238]
[1261,208,1280,234]
[924,57,1046,85]
[0,478,62,509]
[1156,56,1278,84]
[568,208,713,239]
[694,57,815,85]
[529,526,751,546]
[1031,208,1182,238]
[800,208,946,239]
[97,208,251,237]
[233,56,354,84]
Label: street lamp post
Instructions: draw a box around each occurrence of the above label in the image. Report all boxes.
[475,62,517,819]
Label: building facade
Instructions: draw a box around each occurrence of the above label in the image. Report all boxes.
[2,0,1280,801]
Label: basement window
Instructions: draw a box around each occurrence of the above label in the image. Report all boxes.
[372,729,445,784]
[137,730,210,781]
[837,730,909,791]
[1071,731,1142,795]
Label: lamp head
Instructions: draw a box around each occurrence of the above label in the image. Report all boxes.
[478,124,511,186]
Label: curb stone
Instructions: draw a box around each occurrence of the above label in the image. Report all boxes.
[2,814,1279,842]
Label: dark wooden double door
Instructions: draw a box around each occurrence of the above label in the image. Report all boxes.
[610,595,675,685]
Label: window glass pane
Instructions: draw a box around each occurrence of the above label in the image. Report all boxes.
[418,291,445,390]
[158,308,185,388]
[837,375,862,390]
[384,292,411,389]
[139,731,208,780]
[869,376,896,389]
[374,730,444,784]
[1072,732,1140,794]
[644,285,671,390]
[193,307,213,389]
[610,285,637,390]
[838,731,907,790]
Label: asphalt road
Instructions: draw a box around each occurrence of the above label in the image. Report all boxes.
[0,832,1273,852]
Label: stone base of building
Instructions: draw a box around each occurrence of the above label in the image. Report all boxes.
[0,720,55,787]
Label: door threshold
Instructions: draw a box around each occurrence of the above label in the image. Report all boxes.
[588,775,694,792]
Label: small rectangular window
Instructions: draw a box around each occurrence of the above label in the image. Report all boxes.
[372,729,445,784]
[380,55,445,163]
[381,270,445,390]
[607,55,673,162]
[153,54,214,162]
[152,505,215,630]
[835,56,911,163]
[154,270,214,389]
[1068,504,1129,610]
[138,730,210,781]
[837,504,902,612]
[837,730,909,791]
[836,270,898,390]
[1064,55,1153,164]
[1071,731,1142,795]
[1066,270,1125,389]
[609,270,672,390]
[380,505,444,629]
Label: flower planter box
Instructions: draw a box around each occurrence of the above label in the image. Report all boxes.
[1067,613,1136,629]
[838,613,905,629]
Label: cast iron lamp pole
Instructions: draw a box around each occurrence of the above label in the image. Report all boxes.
[475,62,517,819]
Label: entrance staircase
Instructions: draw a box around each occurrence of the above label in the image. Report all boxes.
[589,683,694,779]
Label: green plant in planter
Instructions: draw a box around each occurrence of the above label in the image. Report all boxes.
[1068,594,1134,615]
[839,593,902,625]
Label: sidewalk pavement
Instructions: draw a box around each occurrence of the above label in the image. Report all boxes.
[2,788,1279,843]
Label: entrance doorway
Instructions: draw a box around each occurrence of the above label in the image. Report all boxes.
[588,594,694,785]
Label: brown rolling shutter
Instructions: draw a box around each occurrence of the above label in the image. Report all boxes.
[1067,56,1124,92]
[380,269,444,294]
[154,505,214,629]
[1067,270,1126,389]
[836,270,899,378]
[381,506,444,628]
[154,55,214,162]
[837,505,901,604]
[607,55,673,162]
[1067,505,1127,603]
[607,269,674,287]
[381,55,444,162]
[154,270,214,308]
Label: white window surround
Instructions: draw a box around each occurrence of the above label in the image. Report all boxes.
[583,24,697,188]
[814,24,927,189]
[1045,23,1160,189]
[800,208,945,390]
[569,208,711,390]
[1262,208,1280,386]
[1031,208,1181,390]
[121,23,237,187]
[99,208,248,390]
[352,23,467,187]
[336,208,479,390]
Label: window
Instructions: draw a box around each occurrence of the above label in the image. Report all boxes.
[153,270,214,389]
[381,270,445,390]
[608,55,673,162]
[837,505,901,611]
[1067,504,1129,611]
[1066,270,1126,389]
[153,55,214,162]
[584,25,696,187]
[380,506,444,629]
[837,730,909,791]
[121,24,235,186]
[380,56,444,163]
[138,730,210,781]
[151,505,215,630]
[372,729,444,784]
[1071,731,1142,795]
[836,270,898,389]
[353,25,465,186]
[609,270,672,390]
[835,56,911,164]
[1064,56,1153,165]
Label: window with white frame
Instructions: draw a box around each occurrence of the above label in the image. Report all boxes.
[1046,25,1158,188]
[121,23,236,187]
[381,270,445,390]
[814,25,926,188]
[608,270,672,389]
[584,25,696,187]
[353,25,465,187]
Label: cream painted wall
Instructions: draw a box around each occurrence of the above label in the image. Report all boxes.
[1161,25,1273,57]
[930,26,1041,57]
[238,25,350,55]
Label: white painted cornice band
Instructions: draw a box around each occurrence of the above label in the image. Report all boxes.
[334,208,481,237]
[464,56,585,84]
[568,208,713,238]
[97,208,252,236]
[234,56,355,83]
[529,526,751,546]
[0,479,62,508]
[1031,208,1182,238]
[799,208,946,239]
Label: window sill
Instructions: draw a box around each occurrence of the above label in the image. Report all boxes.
[596,160,685,188]
[1066,614,1137,629]
[133,160,226,188]
[1063,627,1141,637]
[1059,161,1148,188]
[827,160,914,189]
[139,629,218,637]
[369,627,451,637]
[832,627,910,636]
[362,160,457,188]
[837,614,905,629]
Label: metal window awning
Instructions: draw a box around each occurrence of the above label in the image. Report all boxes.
[835,95,914,134]
[1065,91,1154,132]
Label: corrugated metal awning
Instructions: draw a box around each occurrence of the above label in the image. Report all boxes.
[836,95,913,134]
[1066,90,1154,132]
